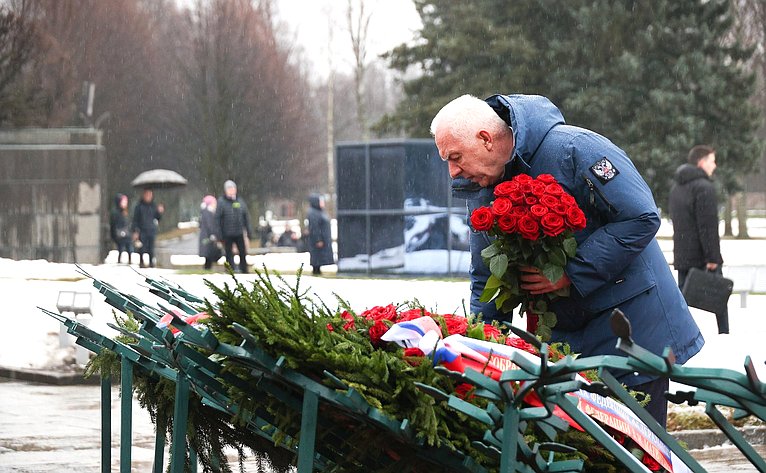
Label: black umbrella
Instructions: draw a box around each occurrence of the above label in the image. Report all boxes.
[131,169,188,189]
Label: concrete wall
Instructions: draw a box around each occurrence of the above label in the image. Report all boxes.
[0,128,106,263]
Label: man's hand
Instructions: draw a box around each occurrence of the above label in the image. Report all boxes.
[316,241,324,248]
[519,266,571,295]
[706,262,718,271]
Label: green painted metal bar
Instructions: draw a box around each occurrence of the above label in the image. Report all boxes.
[297,389,319,473]
[599,370,706,473]
[706,403,766,471]
[152,416,166,473]
[498,404,520,473]
[119,359,133,473]
[189,445,198,473]
[101,375,111,473]
[170,375,190,473]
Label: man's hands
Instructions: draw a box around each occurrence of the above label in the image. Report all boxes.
[706,262,718,271]
[520,266,571,295]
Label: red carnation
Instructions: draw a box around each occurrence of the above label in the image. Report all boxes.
[368,319,389,346]
[470,206,494,231]
[540,212,566,236]
[360,304,398,322]
[545,183,564,196]
[454,383,476,400]
[565,206,587,231]
[341,310,356,330]
[398,308,429,322]
[536,174,556,184]
[491,197,512,216]
[496,214,517,233]
[530,204,548,219]
[442,314,468,335]
[518,215,540,240]
[641,453,662,471]
[494,180,519,197]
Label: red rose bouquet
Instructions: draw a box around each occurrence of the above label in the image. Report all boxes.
[470,173,586,340]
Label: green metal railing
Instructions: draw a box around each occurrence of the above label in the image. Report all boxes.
[41,268,766,472]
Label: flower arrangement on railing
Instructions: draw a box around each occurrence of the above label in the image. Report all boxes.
[470,173,586,340]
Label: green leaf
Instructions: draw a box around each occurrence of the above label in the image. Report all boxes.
[501,296,522,313]
[553,287,570,298]
[534,299,548,313]
[481,243,500,260]
[484,274,503,291]
[494,291,510,309]
[542,311,557,328]
[466,323,486,340]
[479,285,500,303]
[489,254,509,279]
[542,264,564,285]
[537,325,552,342]
[549,247,567,267]
[563,237,577,258]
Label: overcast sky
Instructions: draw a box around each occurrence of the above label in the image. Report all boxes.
[272,0,422,79]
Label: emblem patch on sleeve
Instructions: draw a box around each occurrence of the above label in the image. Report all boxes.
[590,157,620,184]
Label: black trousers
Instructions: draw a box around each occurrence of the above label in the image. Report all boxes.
[632,377,669,428]
[678,267,729,334]
[138,235,155,267]
[224,235,249,273]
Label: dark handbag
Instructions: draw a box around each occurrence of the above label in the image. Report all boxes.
[681,267,733,315]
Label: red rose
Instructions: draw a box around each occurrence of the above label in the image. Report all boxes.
[540,195,559,209]
[368,319,389,346]
[361,304,398,322]
[454,383,475,400]
[470,206,494,231]
[509,190,525,204]
[531,181,547,196]
[341,310,356,330]
[560,193,576,206]
[398,308,429,322]
[536,174,556,184]
[491,197,512,216]
[494,180,519,197]
[514,174,533,183]
[520,182,534,194]
[525,196,538,206]
[565,206,587,231]
[517,215,540,240]
[483,324,502,340]
[511,206,527,217]
[326,323,334,332]
[404,347,425,357]
[496,214,517,233]
[442,314,468,335]
[545,183,564,196]
[530,204,548,219]
[552,203,568,215]
[540,212,565,236]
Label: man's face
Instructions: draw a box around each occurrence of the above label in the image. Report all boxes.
[142,189,153,202]
[435,129,507,188]
[699,152,717,177]
[225,186,237,198]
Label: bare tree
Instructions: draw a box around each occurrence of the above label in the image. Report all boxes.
[346,0,373,140]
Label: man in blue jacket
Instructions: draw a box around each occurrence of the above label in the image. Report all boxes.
[431,94,704,427]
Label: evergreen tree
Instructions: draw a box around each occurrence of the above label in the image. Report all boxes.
[381,0,762,207]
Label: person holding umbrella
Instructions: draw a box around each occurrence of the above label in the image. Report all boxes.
[132,188,164,268]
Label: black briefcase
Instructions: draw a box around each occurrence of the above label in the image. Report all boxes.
[681,267,734,315]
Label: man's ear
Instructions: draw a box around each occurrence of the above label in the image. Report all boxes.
[478,130,493,150]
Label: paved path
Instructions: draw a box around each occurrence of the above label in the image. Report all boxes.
[0,379,762,472]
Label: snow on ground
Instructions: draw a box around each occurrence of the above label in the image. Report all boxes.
[2,220,766,393]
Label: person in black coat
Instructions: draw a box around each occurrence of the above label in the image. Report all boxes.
[669,145,727,333]
[132,188,164,268]
[109,193,133,263]
[215,180,253,273]
[307,194,334,275]
[199,195,222,270]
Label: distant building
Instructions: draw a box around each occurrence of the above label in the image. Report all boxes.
[0,128,106,263]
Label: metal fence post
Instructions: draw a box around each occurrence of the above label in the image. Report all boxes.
[120,359,133,473]
[101,375,111,473]
[297,390,319,473]
[170,375,190,473]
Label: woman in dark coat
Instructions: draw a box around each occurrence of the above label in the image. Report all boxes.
[109,193,133,263]
[199,195,222,270]
[307,194,334,275]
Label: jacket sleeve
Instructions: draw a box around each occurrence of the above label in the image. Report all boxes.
[565,135,661,299]
[242,202,254,239]
[131,205,140,233]
[694,181,723,265]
